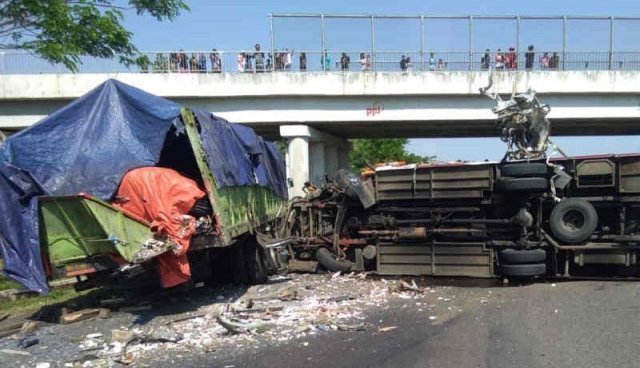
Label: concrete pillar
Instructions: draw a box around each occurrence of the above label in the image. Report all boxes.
[286,136,309,198]
[325,146,338,178]
[280,124,349,198]
[337,147,351,171]
[309,142,326,186]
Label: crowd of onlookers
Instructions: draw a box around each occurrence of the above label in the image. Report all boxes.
[480,45,561,70]
[139,43,567,73]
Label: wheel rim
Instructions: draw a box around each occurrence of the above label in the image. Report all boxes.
[562,209,585,232]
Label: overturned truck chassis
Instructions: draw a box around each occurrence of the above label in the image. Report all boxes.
[284,157,640,279]
[282,85,640,279]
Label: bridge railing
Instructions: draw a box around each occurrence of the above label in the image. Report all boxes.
[1,50,639,74]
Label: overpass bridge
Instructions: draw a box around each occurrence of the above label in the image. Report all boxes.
[1,69,640,196]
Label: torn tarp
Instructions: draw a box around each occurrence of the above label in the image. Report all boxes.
[195,112,287,198]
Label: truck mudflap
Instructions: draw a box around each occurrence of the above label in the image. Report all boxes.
[376,242,494,277]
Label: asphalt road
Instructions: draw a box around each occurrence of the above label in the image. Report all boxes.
[169,280,640,368]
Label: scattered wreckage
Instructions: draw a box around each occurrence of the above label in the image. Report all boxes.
[281,74,640,279]
[0,80,287,294]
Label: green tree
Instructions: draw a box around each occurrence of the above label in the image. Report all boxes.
[349,138,435,172]
[0,0,189,71]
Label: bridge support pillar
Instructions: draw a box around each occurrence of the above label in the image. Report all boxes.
[280,125,350,198]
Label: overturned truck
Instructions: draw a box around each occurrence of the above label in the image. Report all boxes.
[284,82,640,279]
[0,80,287,293]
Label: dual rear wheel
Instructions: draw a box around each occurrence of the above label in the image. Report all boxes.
[499,248,547,277]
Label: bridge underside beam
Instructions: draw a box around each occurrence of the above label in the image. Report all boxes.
[254,117,640,140]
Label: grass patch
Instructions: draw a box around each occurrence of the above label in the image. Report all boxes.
[0,286,82,313]
[0,258,83,313]
[0,259,20,292]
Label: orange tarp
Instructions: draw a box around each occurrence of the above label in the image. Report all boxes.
[113,167,206,287]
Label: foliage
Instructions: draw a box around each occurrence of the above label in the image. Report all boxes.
[0,0,189,71]
[152,52,168,72]
[349,138,435,172]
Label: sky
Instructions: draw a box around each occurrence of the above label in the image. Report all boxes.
[121,0,640,162]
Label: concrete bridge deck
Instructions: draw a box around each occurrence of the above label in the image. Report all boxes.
[1,70,639,139]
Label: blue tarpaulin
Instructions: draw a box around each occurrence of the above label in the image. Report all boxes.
[0,79,286,293]
[196,112,287,198]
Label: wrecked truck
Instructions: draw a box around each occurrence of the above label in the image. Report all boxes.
[0,80,287,293]
[283,79,640,279]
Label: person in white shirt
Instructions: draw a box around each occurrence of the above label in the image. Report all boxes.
[284,49,293,70]
[237,53,246,73]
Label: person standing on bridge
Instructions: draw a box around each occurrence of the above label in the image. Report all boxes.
[340,52,350,70]
[209,50,221,73]
[525,45,535,70]
[551,52,560,70]
[322,50,331,71]
[429,52,436,71]
[254,44,265,72]
[189,53,198,72]
[539,52,550,69]
[506,47,517,70]
[495,49,504,70]
[178,50,188,72]
[481,49,491,70]
[299,52,307,71]
[198,53,207,73]
[360,53,371,71]
[237,52,246,73]
[284,49,293,70]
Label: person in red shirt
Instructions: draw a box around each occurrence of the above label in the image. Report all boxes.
[507,47,517,70]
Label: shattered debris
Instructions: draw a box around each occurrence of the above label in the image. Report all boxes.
[0,273,469,366]
[61,308,110,324]
[378,326,397,333]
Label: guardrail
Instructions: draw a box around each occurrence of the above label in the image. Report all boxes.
[1,50,639,74]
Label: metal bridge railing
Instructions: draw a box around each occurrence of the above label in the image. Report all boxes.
[1,50,640,74]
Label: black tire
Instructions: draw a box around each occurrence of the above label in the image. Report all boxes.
[500,163,548,177]
[244,241,268,284]
[500,263,546,277]
[498,177,548,192]
[499,248,547,264]
[549,198,598,244]
[316,247,352,272]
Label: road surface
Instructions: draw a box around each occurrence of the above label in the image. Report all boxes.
[168,280,640,368]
